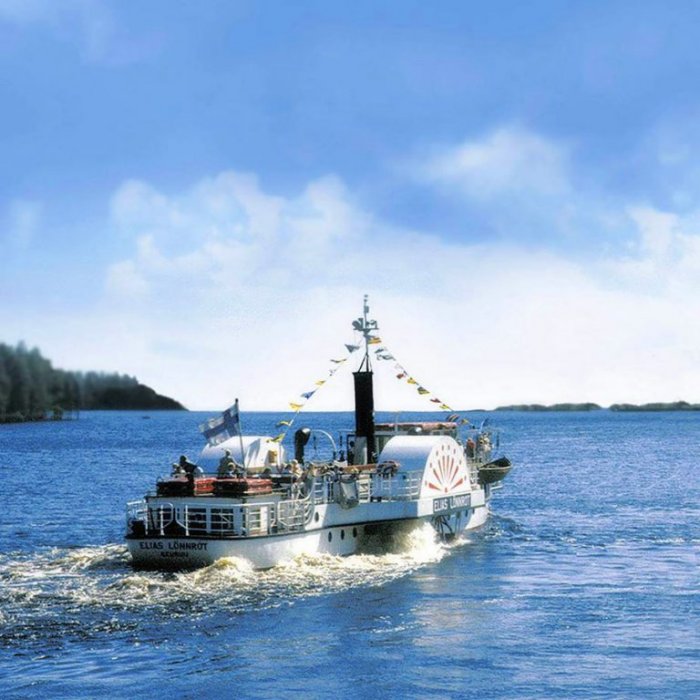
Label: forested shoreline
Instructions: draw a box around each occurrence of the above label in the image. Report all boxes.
[0,342,184,423]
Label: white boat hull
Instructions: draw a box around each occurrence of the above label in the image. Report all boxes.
[127,504,489,570]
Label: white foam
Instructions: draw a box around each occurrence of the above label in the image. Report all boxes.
[0,523,460,613]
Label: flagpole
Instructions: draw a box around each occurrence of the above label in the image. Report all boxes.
[235,398,247,472]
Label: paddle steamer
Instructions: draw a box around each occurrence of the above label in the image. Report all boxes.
[125,299,511,569]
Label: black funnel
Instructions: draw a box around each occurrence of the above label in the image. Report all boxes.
[353,370,376,462]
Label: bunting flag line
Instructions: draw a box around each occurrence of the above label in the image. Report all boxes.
[273,331,368,445]
[373,340,471,426]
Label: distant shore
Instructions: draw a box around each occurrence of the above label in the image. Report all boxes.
[0,341,185,425]
[494,401,700,412]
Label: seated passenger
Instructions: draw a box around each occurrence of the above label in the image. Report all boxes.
[217,449,236,478]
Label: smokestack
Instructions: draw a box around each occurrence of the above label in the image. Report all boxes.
[353,369,376,462]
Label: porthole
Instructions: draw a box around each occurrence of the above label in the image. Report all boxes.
[314,512,319,522]
[352,527,358,538]
[341,529,345,540]
[328,531,332,542]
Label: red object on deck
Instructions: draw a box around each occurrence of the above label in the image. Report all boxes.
[156,476,217,496]
[214,477,274,496]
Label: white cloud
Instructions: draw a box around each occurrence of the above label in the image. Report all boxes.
[3,143,698,412]
[419,126,570,200]
[612,206,700,295]
[72,168,700,410]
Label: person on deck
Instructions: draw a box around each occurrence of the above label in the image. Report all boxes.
[217,449,236,477]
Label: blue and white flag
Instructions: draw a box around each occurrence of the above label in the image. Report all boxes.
[199,400,241,446]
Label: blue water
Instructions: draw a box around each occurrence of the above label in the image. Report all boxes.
[0,410,698,699]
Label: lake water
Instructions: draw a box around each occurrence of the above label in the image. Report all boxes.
[0,410,698,699]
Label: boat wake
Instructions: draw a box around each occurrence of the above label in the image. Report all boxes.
[0,523,464,648]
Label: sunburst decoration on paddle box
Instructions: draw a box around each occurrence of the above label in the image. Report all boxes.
[423,441,468,494]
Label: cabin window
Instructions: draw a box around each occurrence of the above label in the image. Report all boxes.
[341,529,345,540]
[328,531,333,542]
[353,527,358,538]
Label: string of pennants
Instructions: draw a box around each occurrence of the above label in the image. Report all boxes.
[269,340,362,444]
[271,333,469,443]
[371,338,471,426]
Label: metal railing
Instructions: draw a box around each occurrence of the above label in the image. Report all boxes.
[129,496,315,539]
[368,471,422,501]
[128,468,426,539]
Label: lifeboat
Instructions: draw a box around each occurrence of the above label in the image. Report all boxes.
[477,457,512,485]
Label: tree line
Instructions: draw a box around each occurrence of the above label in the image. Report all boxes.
[0,342,184,422]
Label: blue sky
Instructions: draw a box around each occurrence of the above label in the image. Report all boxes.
[2,0,699,409]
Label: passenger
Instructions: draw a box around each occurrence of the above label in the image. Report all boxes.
[476,433,492,460]
[178,455,198,495]
[173,454,197,477]
[466,438,476,459]
[217,449,236,478]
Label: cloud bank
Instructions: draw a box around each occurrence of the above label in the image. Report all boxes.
[4,127,699,411]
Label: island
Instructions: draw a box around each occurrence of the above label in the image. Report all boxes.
[0,341,184,423]
[495,403,603,412]
[609,401,700,411]
[493,401,699,412]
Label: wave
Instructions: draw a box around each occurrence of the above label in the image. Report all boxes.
[0,522,458,646]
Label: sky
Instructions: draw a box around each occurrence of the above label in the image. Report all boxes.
[1,0,700,411]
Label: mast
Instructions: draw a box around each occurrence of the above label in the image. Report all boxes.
[352,295,378,463]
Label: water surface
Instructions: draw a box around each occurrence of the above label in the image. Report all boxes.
[0,410,698,698]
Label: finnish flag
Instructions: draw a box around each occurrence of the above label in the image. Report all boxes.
[199,400,241,446]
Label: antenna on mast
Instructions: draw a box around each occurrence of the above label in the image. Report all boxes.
[352,293,379,372]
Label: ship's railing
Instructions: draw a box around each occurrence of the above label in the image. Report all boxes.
[368,471,422,501]
[310,470,419,504]
[128,469,425,539]
[130,495,315,538]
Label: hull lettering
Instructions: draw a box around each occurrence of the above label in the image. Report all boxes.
[433,493,471,514]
